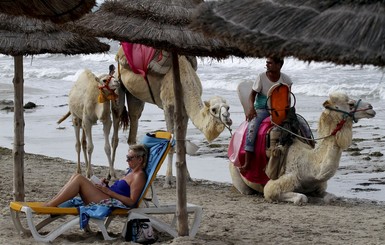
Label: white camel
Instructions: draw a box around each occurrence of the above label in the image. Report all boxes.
[230,89,376,205]
[58,66,119,179]
[115,47,233,187]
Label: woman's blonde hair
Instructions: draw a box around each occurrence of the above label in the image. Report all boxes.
[129,144,148,169]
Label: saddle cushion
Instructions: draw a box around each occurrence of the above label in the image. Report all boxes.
[238,117,272,185]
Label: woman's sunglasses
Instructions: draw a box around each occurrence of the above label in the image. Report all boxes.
[126,155,141,162]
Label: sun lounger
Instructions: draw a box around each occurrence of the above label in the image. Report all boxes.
[9,131,202,242]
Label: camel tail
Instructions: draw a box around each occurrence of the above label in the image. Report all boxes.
[120,106,129,131]
[57,111,71,124]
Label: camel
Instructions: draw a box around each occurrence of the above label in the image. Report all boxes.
[230,82,376,205]
[57,66,120,179]
[115,47,233,187]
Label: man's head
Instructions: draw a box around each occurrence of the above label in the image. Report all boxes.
[266,56,284,72]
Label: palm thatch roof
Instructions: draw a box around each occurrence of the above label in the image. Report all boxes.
[0,13,110,56]
[191,0,385,67]
[73,0,245,58]
[0,0,96,23]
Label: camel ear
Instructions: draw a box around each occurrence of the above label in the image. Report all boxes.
[204,100,210,108]
[323,100,331,108]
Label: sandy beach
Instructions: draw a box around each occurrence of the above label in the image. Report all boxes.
[1,146,385,245]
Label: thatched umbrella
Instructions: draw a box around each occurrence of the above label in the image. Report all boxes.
[0,0,96,23]
[74,0,245,58]
[191,0,385,67]
[0,13,109,202]
[72,0,245,236]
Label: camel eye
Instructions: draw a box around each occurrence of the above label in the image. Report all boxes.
[211,107,218,114]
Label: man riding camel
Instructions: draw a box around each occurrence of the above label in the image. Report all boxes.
[240,57,293,173]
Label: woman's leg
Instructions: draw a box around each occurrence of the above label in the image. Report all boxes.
[45,174,109,207]
[49,173,79,200]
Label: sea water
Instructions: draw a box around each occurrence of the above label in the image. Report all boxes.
[1,40,385,201]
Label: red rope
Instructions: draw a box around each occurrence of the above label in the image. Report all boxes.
[331,119,346,135]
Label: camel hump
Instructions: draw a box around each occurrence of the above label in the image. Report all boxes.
[237,81,253,115]
[266,83,291,125]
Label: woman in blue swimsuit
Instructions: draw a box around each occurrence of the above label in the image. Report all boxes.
[44,144,148,207]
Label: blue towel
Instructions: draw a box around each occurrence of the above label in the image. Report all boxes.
[78,205,111,229]
[59,197,127,229]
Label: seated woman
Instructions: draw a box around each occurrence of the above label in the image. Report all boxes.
[44,144,148,207]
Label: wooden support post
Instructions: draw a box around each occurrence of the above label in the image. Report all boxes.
[13,55,25,201]
[171,52,189,236]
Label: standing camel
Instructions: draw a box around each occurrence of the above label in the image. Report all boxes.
[115,47,233,187]
[58,65,119,179]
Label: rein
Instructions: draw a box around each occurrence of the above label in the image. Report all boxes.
[272,98,365,141]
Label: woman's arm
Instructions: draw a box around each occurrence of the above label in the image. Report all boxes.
[95,172,146,207]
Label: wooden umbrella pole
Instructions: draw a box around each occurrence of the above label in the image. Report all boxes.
[12,56,25,201]
[171,52,189,236]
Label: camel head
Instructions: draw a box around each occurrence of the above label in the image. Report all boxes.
[97,73,119,103]
[202,96,233,142]
[319,91,376,149]
[323,92,376,122]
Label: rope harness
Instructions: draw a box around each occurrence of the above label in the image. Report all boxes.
[210,104,233,136]
[271,98,365,141]
[98,74,118,103]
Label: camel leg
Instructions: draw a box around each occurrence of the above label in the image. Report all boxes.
[180,109,192,182]
[110,101,122,180]
[126,92,145,145]
[163,104,191,188]
[181,110,192,183]
[82,119,94,178]
[73,117,82,175]
[228,163,255,195]
[81,128,88,173]
[264,175,308,205]
[163,105,175,188]
[307,182,337,204]
[101,116,115,180]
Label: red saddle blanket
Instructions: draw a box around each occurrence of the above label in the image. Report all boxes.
[228,118,273,185]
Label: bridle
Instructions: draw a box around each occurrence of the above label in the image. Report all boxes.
[324,98,372,136]
[98,75,118,102]
[272,98,370,141]
[325,98,363,123]
[210,105,233,135]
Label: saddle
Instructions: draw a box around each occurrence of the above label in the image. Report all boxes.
[115,44,197,77]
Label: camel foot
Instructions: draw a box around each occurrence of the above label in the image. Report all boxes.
[163,182,173,189]
[293,194,308,205]
[323,193,337,204]
[107,170,117,181]
[163,176,173,188]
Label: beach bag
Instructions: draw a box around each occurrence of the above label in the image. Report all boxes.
[124,218,157,244]
[228,120,248,167]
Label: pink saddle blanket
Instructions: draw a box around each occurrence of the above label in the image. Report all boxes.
[227,117,273,185]
[121,42,156,78]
